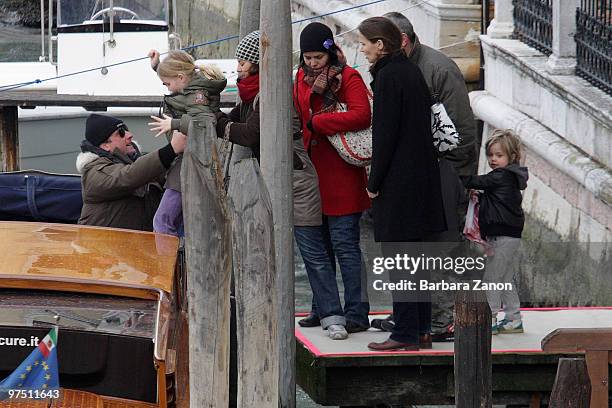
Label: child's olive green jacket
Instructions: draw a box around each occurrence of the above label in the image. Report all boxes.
[162,73,227,191]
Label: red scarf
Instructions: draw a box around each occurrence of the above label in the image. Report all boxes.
[237,73,259,104]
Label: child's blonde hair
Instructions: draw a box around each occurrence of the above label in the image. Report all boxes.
[485,129,522,164]
[157,50,225,81]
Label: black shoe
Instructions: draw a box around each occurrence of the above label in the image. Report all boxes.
[345,321,370,333]
[298,314,321,328]
[370,318,395,332]
[431,324,454,342]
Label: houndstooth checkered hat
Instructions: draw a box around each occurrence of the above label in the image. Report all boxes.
[235,30,260,65]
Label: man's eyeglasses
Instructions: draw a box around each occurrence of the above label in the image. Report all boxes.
[116,124,129,137]
[104,124,129,143]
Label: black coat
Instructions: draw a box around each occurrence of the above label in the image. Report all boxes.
[461,164,529,238]
[368,53,447,241]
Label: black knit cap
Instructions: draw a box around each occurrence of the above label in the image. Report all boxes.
[299,22,335,53]
[85,114,125,146]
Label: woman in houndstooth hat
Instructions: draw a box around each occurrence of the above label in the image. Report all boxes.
[215,32,349,339]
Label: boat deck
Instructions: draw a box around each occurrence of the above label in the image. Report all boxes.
[295,307,612,407]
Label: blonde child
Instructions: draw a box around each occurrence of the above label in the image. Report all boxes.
[461,129,529,334]
[148,50,227,236]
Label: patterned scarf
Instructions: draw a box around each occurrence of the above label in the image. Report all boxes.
[237,73,260,104]
[302,50,347,109]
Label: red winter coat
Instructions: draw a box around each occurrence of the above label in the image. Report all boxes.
[294,66,371,216]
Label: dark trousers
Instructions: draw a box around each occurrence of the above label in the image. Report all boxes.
[381,241,432,344]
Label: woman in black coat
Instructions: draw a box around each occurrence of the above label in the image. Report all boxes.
[358,17,447,351]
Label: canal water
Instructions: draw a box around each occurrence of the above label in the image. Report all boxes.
[0,23,42,62]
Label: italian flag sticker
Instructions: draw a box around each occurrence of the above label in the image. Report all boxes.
[37,327,57,359]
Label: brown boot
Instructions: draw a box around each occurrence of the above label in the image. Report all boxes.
[367,338,419,351]
[419,333,433,349]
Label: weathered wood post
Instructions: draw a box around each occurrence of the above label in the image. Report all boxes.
[549,358,591,407]
[0,106,19,171]
[259,1,295,407]
[454,290,492,407]
[542,328,612,408]
[240,0,260,37]
[228,159,277,407]
[182,118,232,407]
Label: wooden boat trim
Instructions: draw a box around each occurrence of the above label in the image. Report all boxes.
[0,274,162,300]
[154,359,168,408]
[154,290,172,362]
[100,394,160,407]
[0,221,179,294]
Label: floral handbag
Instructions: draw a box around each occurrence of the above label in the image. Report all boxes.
[328,91,373,167]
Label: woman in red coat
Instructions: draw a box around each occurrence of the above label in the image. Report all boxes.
[294,22,371,333]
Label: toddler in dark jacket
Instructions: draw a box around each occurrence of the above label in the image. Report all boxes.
[461,129,529,335]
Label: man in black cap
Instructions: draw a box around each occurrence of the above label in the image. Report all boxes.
[76,113,187,231]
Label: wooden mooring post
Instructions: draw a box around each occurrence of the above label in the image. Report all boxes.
[182,118,232,407]
[549,358,591,407]
[228,159,277,407]
[0,106,19,171]
[259,1,295,406]
[454,290,492,407]
[542,328,612,408]
[240,0,260,38]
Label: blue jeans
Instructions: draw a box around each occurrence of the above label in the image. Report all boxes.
[295,226,345,328]
[312,213,370,327]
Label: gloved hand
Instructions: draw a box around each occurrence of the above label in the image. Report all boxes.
[306,120,314,133]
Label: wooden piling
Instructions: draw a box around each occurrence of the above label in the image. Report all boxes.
[454,290,492,407]
[549,358,591,407]
[0,106,19,171]
[228,158,277,408]
[240,0,261,38]
[259,2,295,406]
[182,118,232,407]
[542,328,612,407]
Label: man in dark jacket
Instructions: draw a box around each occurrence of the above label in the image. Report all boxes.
[76,114,187,231]
[384,12,478,177]
[383,13,478,340]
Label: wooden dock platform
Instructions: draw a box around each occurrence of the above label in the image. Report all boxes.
[295,307,612,407]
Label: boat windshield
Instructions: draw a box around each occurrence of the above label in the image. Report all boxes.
[0,290,157,339]
[58,0,168,26]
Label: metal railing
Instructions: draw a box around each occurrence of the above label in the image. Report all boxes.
[575,0,612,95]
[513,0,553,55]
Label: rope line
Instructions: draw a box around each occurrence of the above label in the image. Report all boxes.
[291,0,387,24]
[0,0,402,92]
